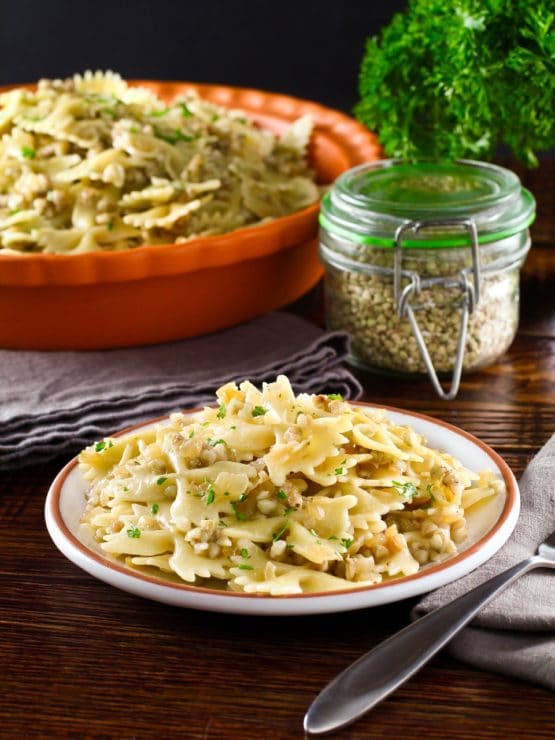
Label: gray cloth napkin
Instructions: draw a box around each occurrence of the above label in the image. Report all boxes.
[0,311,361,469]
[413,434,555,690]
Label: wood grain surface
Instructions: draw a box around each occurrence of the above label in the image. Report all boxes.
[1,160,554,739]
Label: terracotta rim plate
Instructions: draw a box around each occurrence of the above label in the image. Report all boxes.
[45,403,519,615]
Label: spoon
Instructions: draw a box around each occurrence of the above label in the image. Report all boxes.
[304,530,555,736]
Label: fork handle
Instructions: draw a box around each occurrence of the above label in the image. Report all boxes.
[304,555,546,736]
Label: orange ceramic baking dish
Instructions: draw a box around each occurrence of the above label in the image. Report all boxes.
[0,81,380,349]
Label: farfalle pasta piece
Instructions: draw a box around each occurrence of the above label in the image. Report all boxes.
[72,70,129,97]
[278,115,314,154]
[122,197,209,229]
[102,528,174,557]
[170,537,229,582]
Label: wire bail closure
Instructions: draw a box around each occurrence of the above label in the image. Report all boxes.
[394,219,482,400]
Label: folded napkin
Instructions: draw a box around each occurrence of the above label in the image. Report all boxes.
[0,311,361,469]
[413,434,555,690]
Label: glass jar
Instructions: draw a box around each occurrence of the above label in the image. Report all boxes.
[319,159,535,399]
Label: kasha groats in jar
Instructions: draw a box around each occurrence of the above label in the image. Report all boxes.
[319,160,535,399]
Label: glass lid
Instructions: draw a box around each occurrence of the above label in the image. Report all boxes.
[320,159,535,248]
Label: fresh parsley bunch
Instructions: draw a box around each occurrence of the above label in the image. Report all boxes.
[355,0,554,166]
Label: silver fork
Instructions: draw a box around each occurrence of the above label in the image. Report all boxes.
[304,531,555,736]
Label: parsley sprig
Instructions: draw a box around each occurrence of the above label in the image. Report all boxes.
[356,0,554,166]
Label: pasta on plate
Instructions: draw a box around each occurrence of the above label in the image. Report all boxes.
[79,376,503,596]
[0,71,319,254]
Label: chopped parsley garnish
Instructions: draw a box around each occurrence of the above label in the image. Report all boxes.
[200,421,210,427]
[129,124,140,133]
[156,476,168,486]
[252,406,267,417]
[209,438,227,447]
[94,440,112,452]
[237,564,253,571]
[327,393,343,400]
[154,127,198,145]
[188,430,195,439]
[148,107,170,117]
[205,484,216,505]
[178,102,193,117]
[272,522,290,542]
[240,548,250,559]
[218,519,228,527]
[127,526,141,538]
[217,403,226,419]
[231,501,248,521]
[238,493,248,502]
[283,507,297,516]
[10,208,21,215]
[151,503,159,514]
[309,528,322,545]
[341,538,354,549]
[107,220,114,231]
[277,490,288,500]
[21,146,36,159]
[392,480,419,500]
[211,113,220,122]
[335,466,345,476]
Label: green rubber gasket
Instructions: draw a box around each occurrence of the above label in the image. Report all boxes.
[318,211,536,249]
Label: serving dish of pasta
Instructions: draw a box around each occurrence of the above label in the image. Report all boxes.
[0,74,380,350]
[0,71,319,255]
[45,376,519,615]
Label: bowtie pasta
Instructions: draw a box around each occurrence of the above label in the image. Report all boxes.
[79,376,503,595]
[0,71,319,254]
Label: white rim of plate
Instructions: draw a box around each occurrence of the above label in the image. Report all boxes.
[45,403,520,615]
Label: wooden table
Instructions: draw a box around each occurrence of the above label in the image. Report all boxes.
[1,161,554,738]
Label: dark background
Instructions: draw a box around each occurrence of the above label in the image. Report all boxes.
[0,0,407,113]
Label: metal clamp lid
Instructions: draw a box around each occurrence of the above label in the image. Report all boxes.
[394,219,482,400]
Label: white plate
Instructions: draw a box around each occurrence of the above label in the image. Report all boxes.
[45,404,519,615]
